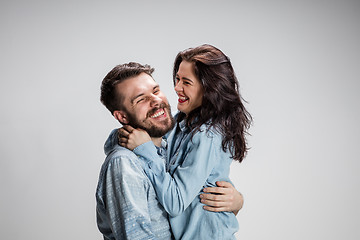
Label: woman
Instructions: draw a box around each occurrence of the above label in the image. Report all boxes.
[120,44,252,239]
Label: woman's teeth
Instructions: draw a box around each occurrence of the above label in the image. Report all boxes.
[178,96,188,103]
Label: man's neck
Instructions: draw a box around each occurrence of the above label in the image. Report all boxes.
[151,137,162,147]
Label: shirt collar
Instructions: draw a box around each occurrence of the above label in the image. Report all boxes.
[154,138,167,157]
[178,118,188,132]
[161,138,167,149]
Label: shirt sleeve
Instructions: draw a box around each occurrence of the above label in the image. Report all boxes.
[133,131,219,217]
[103,156,160,240]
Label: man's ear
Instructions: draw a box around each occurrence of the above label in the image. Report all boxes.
[113,110,129,124]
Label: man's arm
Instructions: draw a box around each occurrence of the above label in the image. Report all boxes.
[103,156,160,240]
[200,181,244,215]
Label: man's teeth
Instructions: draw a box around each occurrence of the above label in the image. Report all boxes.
[150,109,165,118]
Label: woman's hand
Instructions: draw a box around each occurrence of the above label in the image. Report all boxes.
[200,181,244,215]
[118,125,151,150]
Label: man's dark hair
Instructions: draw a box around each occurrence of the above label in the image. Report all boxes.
[100,62,154,114]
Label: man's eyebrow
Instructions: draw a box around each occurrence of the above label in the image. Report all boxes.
[130,85,160,104]
[130,93,144,104]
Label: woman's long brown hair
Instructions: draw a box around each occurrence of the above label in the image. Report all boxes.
[173,44,252,163]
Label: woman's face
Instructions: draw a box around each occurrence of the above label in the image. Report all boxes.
[174,61,204,115]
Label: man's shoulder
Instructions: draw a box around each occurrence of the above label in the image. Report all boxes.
[101,128,146,178]
[103,145,143,172]
[107,144,136,159]
[96,146,147,194]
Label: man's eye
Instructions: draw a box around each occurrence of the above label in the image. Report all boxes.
[154,90,159,94]
[136,99,144,104]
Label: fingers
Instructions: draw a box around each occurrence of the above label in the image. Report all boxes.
[118,125,137,138]
[203,181,234,195]
[122,125,135,133]
[118,128,130,138]
[203,187,227,195]
[201,182,243,214]
[200,193,229,202]
[200,195,230,212]
[203,205,229,212]
[119,125,145,138]
[201,196,228,206]
[118,127,131,147]
[119,137,128,144]
[215,181,233,188]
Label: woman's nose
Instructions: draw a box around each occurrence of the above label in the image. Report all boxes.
[174,81,183,92]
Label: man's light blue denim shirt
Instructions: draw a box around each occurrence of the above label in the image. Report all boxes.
[133,116,239,240]
[96,129,173,240]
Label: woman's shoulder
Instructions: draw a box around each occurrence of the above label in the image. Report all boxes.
[192,122,222,142]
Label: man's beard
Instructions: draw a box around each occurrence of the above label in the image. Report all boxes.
[126,102,175,138]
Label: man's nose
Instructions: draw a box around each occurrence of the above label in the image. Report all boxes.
[150,94,162,107]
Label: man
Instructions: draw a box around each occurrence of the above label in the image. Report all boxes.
[96,62,243,240]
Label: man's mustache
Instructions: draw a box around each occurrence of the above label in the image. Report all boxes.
[146,102,169,118]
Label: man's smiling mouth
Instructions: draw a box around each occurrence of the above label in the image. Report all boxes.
[149,108,165,118]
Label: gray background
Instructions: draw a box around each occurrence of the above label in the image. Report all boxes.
[1,0,359,239]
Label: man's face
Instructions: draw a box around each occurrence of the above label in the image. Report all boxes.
[115,72,174,137]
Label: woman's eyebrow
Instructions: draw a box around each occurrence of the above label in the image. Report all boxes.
[176,75,193,83]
